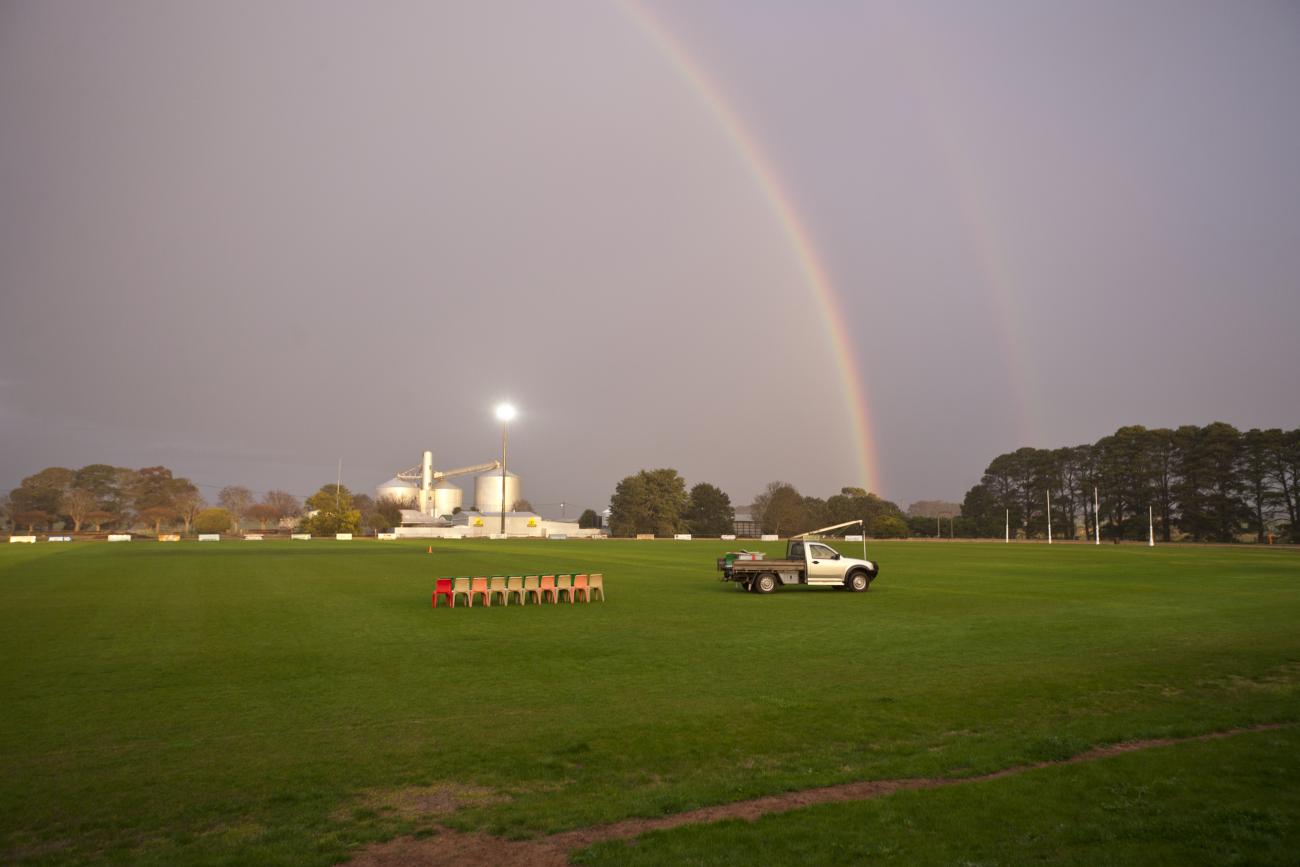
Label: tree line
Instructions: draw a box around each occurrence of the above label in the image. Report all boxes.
[606,469,911,538]
[1,464,306,536]
[960,424,1300,543]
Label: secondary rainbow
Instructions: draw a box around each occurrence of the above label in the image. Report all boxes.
[622,2,882,493]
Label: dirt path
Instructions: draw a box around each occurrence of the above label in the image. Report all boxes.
[347,723,1289,867]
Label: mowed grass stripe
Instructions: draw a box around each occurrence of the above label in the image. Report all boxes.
[1,540,1297,864]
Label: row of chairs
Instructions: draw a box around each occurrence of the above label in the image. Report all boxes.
[432,573,605,608]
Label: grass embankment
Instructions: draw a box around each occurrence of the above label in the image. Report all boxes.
[1,540,1297,864]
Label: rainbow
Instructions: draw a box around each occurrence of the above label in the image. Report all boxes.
[621,2,882,493]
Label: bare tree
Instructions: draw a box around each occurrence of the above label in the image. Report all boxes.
[218,486,253,534]
[173,488,205,535]
[263,490,301,524]
[60,489,98,533]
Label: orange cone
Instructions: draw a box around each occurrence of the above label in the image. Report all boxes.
[427,546,432,554]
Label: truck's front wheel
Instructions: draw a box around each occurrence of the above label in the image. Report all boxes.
[847,570,871,592]
[754,573,778,594]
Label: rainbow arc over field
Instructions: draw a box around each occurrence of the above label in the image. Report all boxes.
[623,2,881,493]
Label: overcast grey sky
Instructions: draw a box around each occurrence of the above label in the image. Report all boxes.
[2,1,1298,514]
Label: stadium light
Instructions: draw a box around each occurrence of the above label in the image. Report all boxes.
[495,403,516,535]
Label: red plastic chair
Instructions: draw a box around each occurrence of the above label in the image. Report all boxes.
[432,578,454,608]
[469,576,491,607]
[539,574,558,604]
[572,573,589,603]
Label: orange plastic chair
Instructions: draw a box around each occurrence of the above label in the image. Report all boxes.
[506,576,525,605]
[432,578,454,608]
[469,576,491,607]
[556,574,574,603]
[488,576,509,606]
[452,577,472,607]
[572,573,589,603]
[539,574,558,604]
[587,573,605,601]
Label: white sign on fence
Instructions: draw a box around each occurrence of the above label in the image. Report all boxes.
[760,534,779,541]
[8,536,37,544]
[674,533,693,540]
[549,533,568,540]
[844,534,864,542]
[376,532,396,540]
[636,534,655,540]
[49,536,72,542]
[243,534,263,541]
[721,534,737,541]
[291,534,311,540]
[198,534,220,541]
[335,533,353,541]
[159,534,180,542]
[108,534,132,542]
[488,533,507,540]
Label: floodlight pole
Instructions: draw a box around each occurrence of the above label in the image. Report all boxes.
[1094,487,1101,545]
[1148,505,1155,547]
[1046,490,1052,544]
[500,422,508,536]
[1005,509,1010,544]
[936,516,940,539]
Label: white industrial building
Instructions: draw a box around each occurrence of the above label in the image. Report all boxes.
[375,450,601,539]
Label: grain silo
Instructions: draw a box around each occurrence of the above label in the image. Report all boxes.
[474,469,521,513]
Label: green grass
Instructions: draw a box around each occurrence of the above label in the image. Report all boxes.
[574,726,1300,866]
[1,539,1297,864]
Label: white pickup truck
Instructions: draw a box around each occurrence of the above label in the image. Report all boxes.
[716,521,880,594]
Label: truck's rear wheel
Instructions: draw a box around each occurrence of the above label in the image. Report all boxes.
[754,573,777,594]
[847,570,870,592]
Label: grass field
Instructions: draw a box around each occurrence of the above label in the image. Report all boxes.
[1,539,1297,865]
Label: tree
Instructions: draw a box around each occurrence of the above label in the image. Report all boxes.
[512,498,534,513]
[685,483,734,536]
[193,508,233,534]
[869,514,909,538]
[608,469,688,537]
[10,467,74,521]
[263,490,301,523]
[138,506,177,536]
[1241,429,1280,543]
[171,483,204,535]
[753,481,807,536]
[246,503,279,531]
[578,508,601,529]
[302,484,362,535]
[85,510,117,532]
[73,464,123,507]
[218,486,253,534]
[13,510,51,533]
[375,497,404,530]
[60,488,98,533]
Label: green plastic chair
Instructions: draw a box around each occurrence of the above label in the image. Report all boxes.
[452,577,472,607]
[505,576,525,605]
[488,576,509,606]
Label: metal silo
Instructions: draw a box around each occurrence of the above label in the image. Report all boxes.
[430,480,463,517]
[375,477,418,507]
[474,470,521,513]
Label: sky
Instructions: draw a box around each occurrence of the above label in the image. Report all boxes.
[2,0,1298,516]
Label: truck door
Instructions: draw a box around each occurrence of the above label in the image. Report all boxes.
[805,543,844,585]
